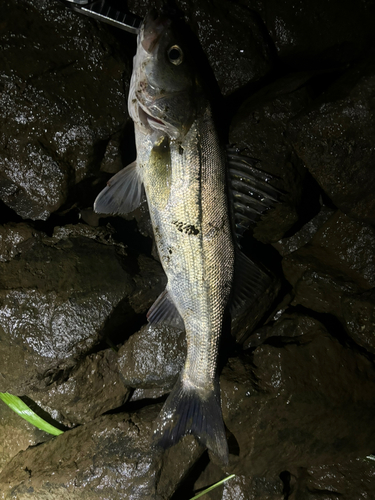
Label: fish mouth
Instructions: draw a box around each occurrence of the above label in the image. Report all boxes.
[137,100,180,139]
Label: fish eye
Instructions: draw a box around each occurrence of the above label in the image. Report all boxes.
[167,45,183,65]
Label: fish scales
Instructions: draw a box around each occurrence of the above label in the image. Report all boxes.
[143,106,234,389]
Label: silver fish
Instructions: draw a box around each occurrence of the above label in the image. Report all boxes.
[94,10,276,463]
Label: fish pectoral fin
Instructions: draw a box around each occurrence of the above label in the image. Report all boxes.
[226,147,284,239]
[147,289,184,330]
[153,377,229,464]
[93,160,143,215]
[231,250,273,322]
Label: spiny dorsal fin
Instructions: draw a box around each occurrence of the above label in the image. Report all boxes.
[226,147,283,239]
[147,288,184,330]
[94,160,143,215]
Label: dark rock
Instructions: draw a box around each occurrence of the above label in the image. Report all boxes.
[0,400,50,474]
[229,73,314,242]
[221,315,375,476]
[0,223,135,394]
[157,437,205,500]
[0,0,130,220]
[341,289,375,355]
[273,205,335,256]
[222,474,284,500]
[129,254,167,315]
[118,324,186,390]
[185,0,274,95]
[257,0,375,66]
[245,312,316,349]
[29,349,130,427]
[99,133,124,174]
[0,223,35,262]
[282,211,375,351]
[130,387,167,402]
[288,458,375,499]
[127,0,274,95]
[283,209,375,290]
[289,52,375,224]
[0,405,204,499]
[193,460,284,500]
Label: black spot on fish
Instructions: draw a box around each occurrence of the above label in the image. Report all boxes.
[179,145,184,155]
[169,248,173,254]
[172,220,199,236]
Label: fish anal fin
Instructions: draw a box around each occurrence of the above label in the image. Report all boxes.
[147,288,184,330]
[231,250,273,322]
[94,160,143,215]
[154,377,229,464]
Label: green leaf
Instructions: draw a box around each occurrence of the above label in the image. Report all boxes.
[190,474,236,500]
[0,392,64,436]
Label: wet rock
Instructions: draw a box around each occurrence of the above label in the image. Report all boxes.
[0,223,35,262]
[221,315,375,476]
[99,133,124,174]
[289,52,375,224]
[185,0,274,95]
[0,223,135,394]
[130,387,167,402]
[29,349,130,427]
[229,73,314,242]
[0,400,50,474]
[341,289,375,354]
[129,254,167,314]
[0,405,204,499]
[193,461,284,500]
[288,458,375,499]
[157,438,205,500]
[284,209,375,289]
[222,474,284,500]
[0,0,130,220]
[118,323,186,391]
[127,0,274,95]
[257,0,375,66]
[282,211,375,350]
[245,312,317,350]
[273,205,334,256]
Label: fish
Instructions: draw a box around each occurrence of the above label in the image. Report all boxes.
[94,9,280,464]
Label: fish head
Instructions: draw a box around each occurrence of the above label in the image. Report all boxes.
[129,9,204,140]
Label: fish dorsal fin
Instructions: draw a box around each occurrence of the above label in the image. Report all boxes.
[226,147,283,239]
[94,160,143,215]
[147,288,185,330]
[230,249,272,321]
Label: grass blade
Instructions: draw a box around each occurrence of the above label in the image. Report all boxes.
[0,392,64,436]
[190,474,236,500]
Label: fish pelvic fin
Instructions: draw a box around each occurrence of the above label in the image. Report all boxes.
[154,377,229,464]
[147,288,185,330]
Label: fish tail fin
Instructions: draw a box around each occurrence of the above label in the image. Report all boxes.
[154,377,229,464]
